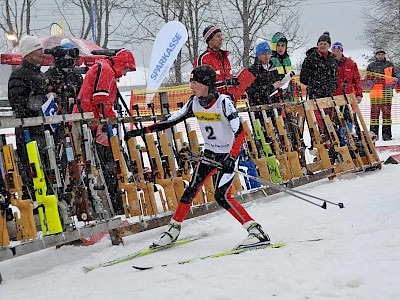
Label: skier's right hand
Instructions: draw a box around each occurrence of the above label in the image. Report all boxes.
[221,154,237,174]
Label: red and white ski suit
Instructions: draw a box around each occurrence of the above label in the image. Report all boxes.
[74,49,135,145]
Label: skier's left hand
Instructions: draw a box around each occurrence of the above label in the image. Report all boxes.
[226,77,240,87]
[221,154,236,173]
[124,127,147,141]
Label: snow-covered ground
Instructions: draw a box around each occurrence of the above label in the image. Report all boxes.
[1,126,400,299]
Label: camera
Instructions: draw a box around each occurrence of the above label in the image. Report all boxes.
[45,46,80,68]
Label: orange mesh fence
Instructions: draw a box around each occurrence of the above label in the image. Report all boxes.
[130,71,400,125]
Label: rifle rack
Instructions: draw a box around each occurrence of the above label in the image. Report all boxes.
[0,218,122,261]
[0,112,94,129]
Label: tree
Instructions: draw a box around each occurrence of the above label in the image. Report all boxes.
[0,0,35,47]
[363,0,400,69]
[117,0,216,84]
[218,0,306,69]
[55,0,133,49]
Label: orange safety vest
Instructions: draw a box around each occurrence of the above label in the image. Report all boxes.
[370,66,393,98]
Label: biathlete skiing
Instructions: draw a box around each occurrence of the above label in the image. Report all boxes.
[124,65,270,249]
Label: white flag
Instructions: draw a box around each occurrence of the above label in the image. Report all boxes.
[146,21,188,104]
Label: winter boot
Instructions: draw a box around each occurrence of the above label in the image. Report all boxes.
[237,221,270,249]
[150,219,181,248]
[370,125,379,140]
[382,125,392,141]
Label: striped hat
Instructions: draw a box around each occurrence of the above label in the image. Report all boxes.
[203,25,221,43]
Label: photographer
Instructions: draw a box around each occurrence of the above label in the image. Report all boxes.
[45,39,86,115]
[8,36,55,158]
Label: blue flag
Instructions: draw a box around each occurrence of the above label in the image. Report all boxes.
[41,96,58,132]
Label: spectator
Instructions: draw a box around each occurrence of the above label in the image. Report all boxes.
[270,32,295,102]
[331,42,363,104]
[194,25,239,99]
[300,32,337,99]
[8,35,54,168]
[366,50,397,141]
[74,49,136,213]
[247,41,282,107]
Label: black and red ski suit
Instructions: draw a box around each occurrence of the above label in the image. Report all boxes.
[143,94,254,224]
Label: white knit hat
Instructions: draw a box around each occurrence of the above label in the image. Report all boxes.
[19,35,43,57]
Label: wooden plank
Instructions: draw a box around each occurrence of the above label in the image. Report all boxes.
[0,112,95,129]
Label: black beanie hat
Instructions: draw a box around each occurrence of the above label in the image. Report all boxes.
[317,31,331,45]
[203,25,222,43]
[190,65,216,89]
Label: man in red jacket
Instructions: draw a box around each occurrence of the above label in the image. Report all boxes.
[194,25,239,99]
[331,42,363,104]
[75,49,136,214]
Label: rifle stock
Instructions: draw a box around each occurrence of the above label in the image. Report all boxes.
[146,133,178,211]
[273,109,303,178]
[126,137,159,216]
[3,144,37,240]
[303,101,332,172]
[110,134,141,218]
[25,138,63,234]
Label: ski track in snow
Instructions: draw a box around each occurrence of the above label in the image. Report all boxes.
[1,135,400,299]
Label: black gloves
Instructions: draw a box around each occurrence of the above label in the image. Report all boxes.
[221,154,237,174]
[226,77,240,87]
[124,127,146,141]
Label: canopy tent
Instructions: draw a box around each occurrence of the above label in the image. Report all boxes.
[0,35,105,66]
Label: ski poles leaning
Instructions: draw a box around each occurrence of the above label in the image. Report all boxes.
[179,148,344,210]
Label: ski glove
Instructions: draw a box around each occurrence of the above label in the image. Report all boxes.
[226,77,240,87]
[124,127,147,141]
[221,154,237,174]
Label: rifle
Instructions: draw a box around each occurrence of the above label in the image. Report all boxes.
[0,135,11,246]
[24,130,63,234]
[272,106,303,178]
[109,129,141,218]
[314,98,355,173]
[82,124,111,219]
[129,104,160,216]
[330,96,365,169]
[284,103,312,175]
[74,99,114,217]
[64,128,96,222]
[249,112,282,183]
[346,94,380,167]
[242,121,271,182]
[160,103,185,203]
[44,130,74,230]
[302,100,332,172]
[176,102,193,182]
[340,86,379,167]
[145,132,178,211]
[259,107,291,180]
[3,143,37,240]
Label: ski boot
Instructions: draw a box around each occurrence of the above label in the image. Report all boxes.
[237,221,270,249]
[150,219,181,249]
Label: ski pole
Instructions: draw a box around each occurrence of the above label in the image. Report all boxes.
[180,149,344,209]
